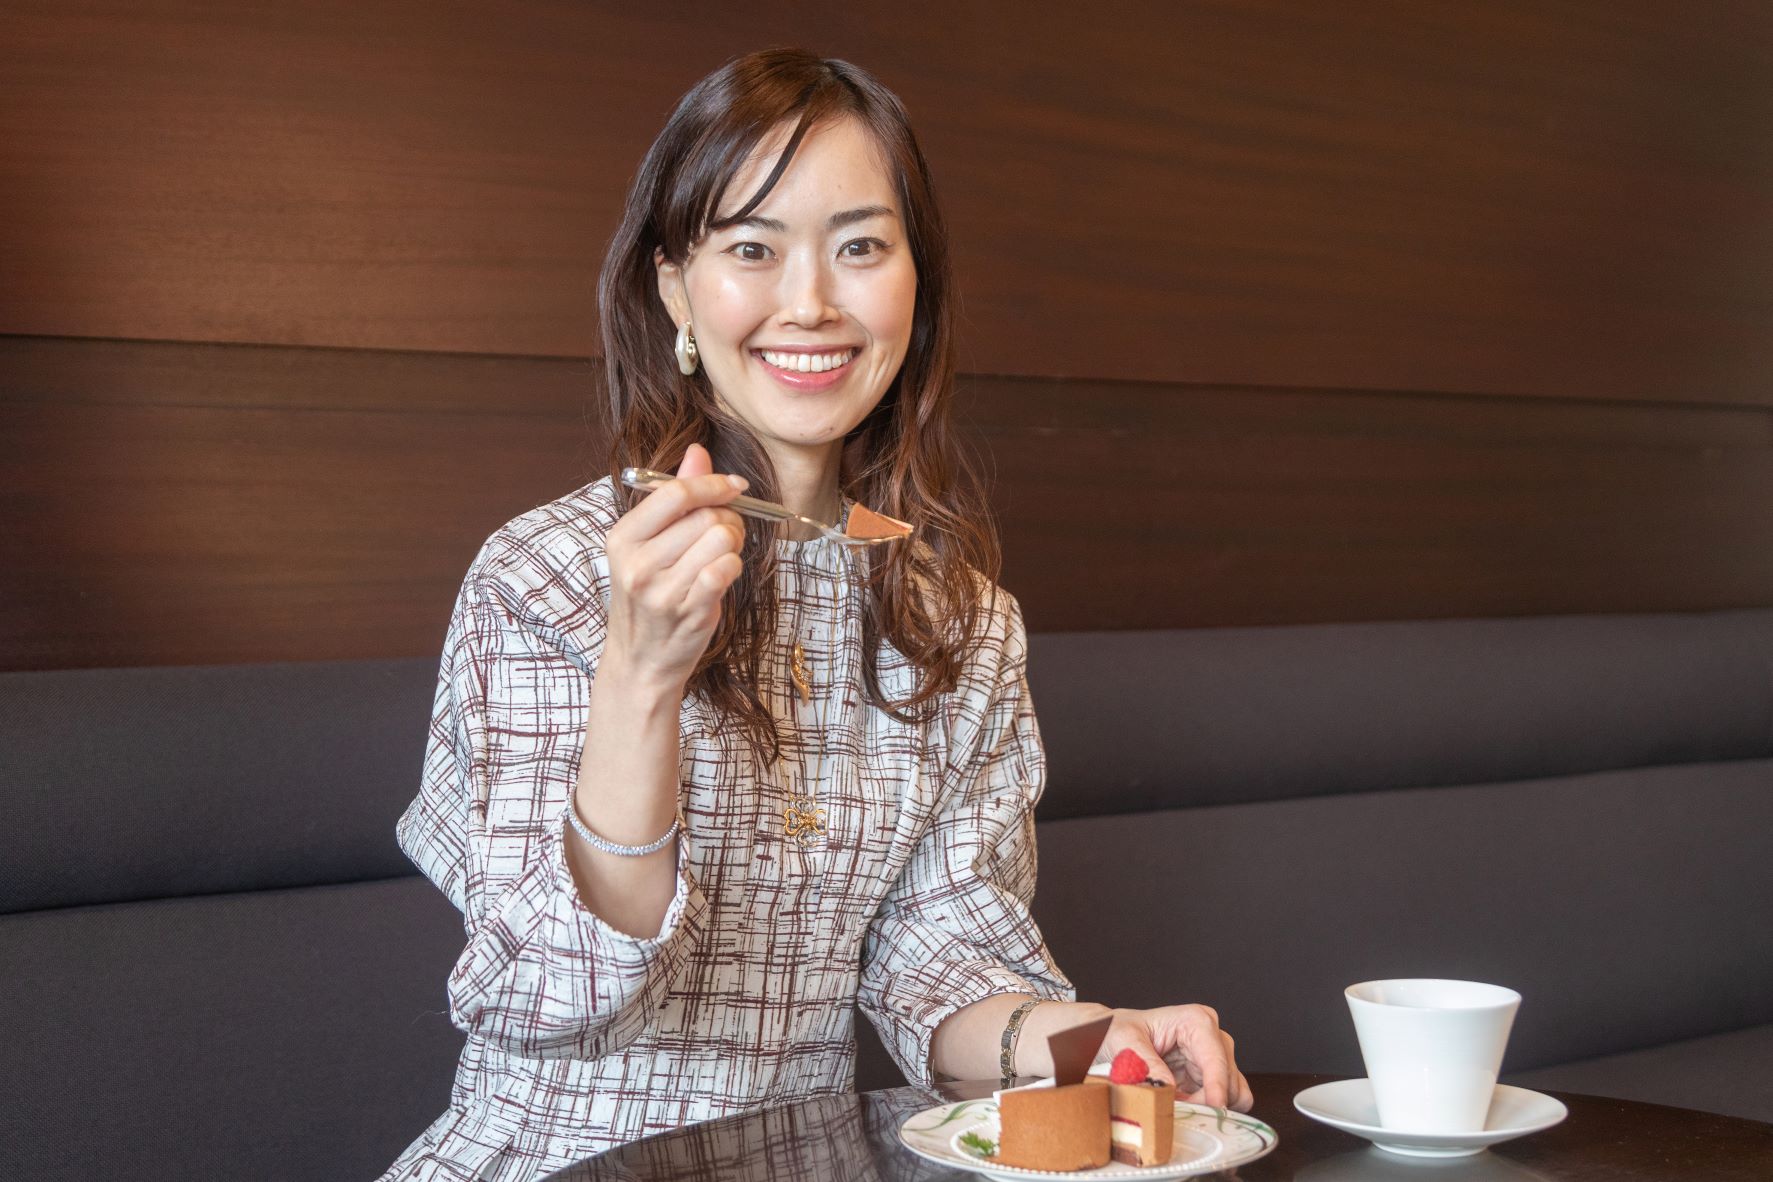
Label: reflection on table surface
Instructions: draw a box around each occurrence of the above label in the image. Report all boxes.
[1294,1147,1556,1182]
[543,1087,946,1182]
[543,1072,1773,1182]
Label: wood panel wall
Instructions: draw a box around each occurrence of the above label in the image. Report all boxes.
[3,2,1771,669]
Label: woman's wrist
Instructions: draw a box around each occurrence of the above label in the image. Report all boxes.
[1000,998,1043,1085]
[571,644,685,848]
[1011,1000,1114,1078]
[594,642,689,711]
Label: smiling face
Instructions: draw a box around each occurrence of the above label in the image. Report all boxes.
[655,115,917,486]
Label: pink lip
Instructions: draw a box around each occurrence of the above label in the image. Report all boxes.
[752,348,858,392]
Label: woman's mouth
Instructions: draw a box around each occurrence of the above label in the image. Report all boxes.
[753,347,860,391]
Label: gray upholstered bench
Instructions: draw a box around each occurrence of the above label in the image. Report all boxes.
[4,608,1769,1180]
[0,660,465,1180]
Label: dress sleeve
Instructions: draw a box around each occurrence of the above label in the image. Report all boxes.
[856,590,1076,1087]
[396,544,708,1060]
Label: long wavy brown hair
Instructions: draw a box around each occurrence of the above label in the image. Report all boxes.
[597,48,1003,772]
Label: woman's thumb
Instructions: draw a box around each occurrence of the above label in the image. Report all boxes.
[675,442,712,478]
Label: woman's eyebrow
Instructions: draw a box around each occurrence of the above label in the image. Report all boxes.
[722,205,897,234]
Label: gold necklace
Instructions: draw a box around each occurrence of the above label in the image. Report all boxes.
[789,638,812,704]
[781,626,827,848]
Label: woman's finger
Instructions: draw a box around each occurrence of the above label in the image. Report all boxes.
[1198,1027,1255,1112]
[673,441,712,486]
[614,469,747,548]
[1118,1028,1176,1088]
[632,503,745,575]
[666,551,743,636]
[1178,1008,1234,1109]
[1229,1061,1255,1112]
[1160,1046,1200,1093]
[652,516,746,609]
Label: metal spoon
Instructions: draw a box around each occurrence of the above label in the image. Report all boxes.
[620,467,911,547]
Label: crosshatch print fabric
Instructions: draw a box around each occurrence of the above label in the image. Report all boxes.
[380,477,1073,1181]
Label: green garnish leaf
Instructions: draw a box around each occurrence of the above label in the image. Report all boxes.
[959,1131,997,1157]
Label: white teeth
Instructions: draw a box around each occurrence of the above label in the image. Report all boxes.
[759,348,856,374]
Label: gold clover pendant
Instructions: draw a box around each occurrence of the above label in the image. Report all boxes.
[783,798,827,847]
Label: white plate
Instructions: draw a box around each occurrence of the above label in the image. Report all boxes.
[1293,1079,1567,1158]
[897,1096,1278,1180]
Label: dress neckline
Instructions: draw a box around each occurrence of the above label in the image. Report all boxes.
[772,494,857,563]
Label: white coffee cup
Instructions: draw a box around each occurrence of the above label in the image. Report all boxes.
[1345,978,1521,1133]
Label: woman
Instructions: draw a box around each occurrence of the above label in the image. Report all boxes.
[383,48,1250,1180]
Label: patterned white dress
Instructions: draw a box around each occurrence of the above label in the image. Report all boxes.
[380,476,1073,1180]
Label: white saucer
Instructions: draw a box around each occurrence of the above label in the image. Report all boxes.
[1293,1079,1567,1158]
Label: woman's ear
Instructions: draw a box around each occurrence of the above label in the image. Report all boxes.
[654,246,689,326]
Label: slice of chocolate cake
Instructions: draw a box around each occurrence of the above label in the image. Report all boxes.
[989,1013,1116,1171]
[842,502,913,540]
[1100,1049,1178,1166]
[994,1081,1111,1171]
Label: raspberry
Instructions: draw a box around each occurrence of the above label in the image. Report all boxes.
[1109,1048,1149,1085]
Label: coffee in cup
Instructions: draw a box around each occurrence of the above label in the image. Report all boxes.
[1345,978,1520,1133]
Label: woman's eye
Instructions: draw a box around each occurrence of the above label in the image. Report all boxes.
[841,238,888,258]
[729,242,772,262]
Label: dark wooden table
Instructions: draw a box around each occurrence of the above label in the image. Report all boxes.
[544,1072,1773,1181]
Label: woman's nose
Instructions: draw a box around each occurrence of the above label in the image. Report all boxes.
[778,253,839,328]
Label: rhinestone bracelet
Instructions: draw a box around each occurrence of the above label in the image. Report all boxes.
[565,801,679,857]
[1000,997,1044,1087]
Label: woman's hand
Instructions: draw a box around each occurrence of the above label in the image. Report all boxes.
[1098,1004,1253,1112]
[603,442,748,692]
